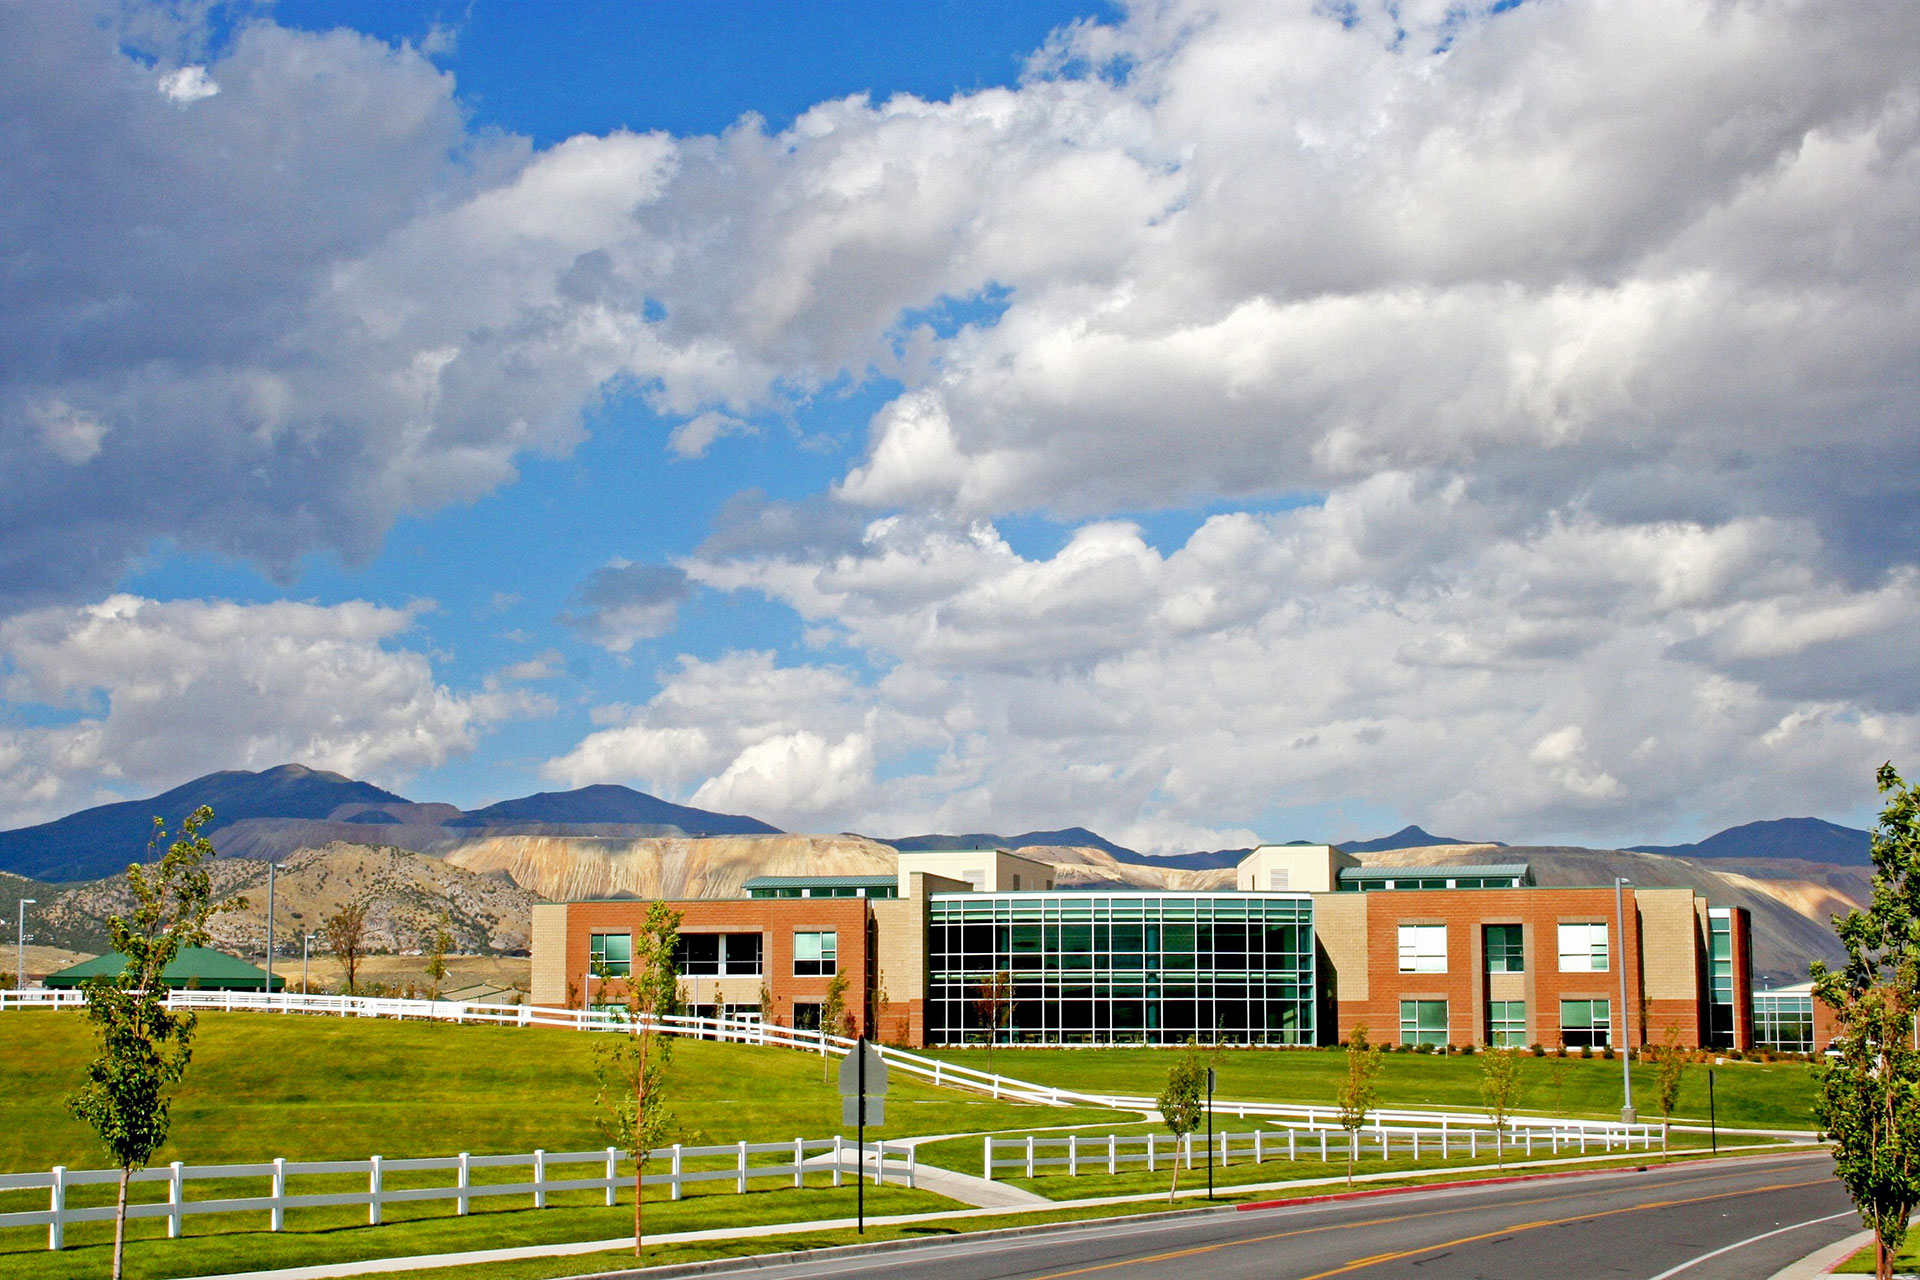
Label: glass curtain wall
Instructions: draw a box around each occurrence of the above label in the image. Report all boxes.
[1752,992,1814,1053]
[1707,910,1735,1047]
[925,893,1315,1046]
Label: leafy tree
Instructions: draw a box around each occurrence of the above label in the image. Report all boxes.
[973,968,1015,1067]
[757,977,775,1027]
[1479,1047,1522,1169]
[594,902,681,1259]
[323,897,370,994]
[1813,763,1920,1280]
[1652,1024,1689,1153]
[423,916,453,999]
[819,968,852,1081]
[1336,1024,1384,1186]
[1156,1039,1207,1203]
[68,807,240,1280]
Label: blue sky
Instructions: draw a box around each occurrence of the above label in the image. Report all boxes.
[0,0,1914,850]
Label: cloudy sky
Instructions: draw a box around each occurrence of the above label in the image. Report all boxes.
[1,0,1915,852]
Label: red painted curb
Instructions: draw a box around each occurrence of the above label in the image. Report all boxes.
[1234,1160,1676,1211]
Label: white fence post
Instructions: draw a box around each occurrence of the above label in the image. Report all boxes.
[982,1136,993,1180]
[1320,1130,1328,1162]
[1289,1129,1296,1161]
[833,1135,843,1187]
[793,1138,804,1188]
[671,1144,683,1201]
[271,1156,286,1231]
[168,1160,184,1238]
[1470,1131,1477,1159]
[48,1165,65,1251]
[738,1140,749,1193]
[457,1152,470,1216]
[368,1155,383,1226]
[534,1150,547,1209]
[1069,1135,1078,1177]
[1412,1131,1419,1162]
[1147,1134,1155,1174]
[1109,1134,1117,1175]
[1026,1135,1035,1179]
[605,1148,619,1207]
[907,1145,916,1190]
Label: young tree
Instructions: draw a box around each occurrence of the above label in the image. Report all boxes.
[323,898,370,994]
[1652,1025,1689,1154]
[757,977,775,1027]
[1480,1047,1522,1168]
[1156,1039,1207,1203]
[1547,1052,1570,1118]
[973,968,1015,1067]
[1336,1025,1384,1186]
[68,807,241,1280]
[423,916,454,999]
[819,968,852,1081]
[1814,763,1920,1280]
[595,902,682,1259]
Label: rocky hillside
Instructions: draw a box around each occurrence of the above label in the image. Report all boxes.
[22,842,540,959]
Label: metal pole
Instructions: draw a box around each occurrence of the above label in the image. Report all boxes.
[302,934,312,994]
[1206,1066,1215,1200]
[1708,1069,1717,1153]
[1615,877,1635,1123]
[857,1033,866,1234]
[265,863,276,995]
[15,899,34,989]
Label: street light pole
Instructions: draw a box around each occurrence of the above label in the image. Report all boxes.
[265,863,281,996]
[15,899,34,990]
[1615,876,1635,1124]
[302,932,313,994]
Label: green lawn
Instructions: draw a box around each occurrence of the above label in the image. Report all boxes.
[926,1046,1819,1129]
[0,1011,1124,1278]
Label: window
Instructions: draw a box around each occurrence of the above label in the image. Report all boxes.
[1398,924,1448,974]
[589,932,631,977]
[1488,1000,1527,1047]
[793,930,838,976]
[1484,924,1524,973]
[1400,999,1449,1046]
[1557,922,1609,972]
[791,1002,823,1031]
[676,932,764,976]
[1560,998,1612,1048]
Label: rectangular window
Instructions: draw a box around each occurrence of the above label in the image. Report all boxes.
[589,932,631,977]
[1484,924,1524,973]
[1488,1000,1527,1047]
[1560,998,1612,1048]
[791,1001,823,1031]
[793,930,838,976]
[1398,924,1448,973]
[1557,923,1609,972]
[676,932,764,976]
[1400,999,1449,1046]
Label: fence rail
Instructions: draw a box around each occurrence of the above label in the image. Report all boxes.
[983,1122,1655,1180]
[0,1137,912,1251]
[1,988,1668,1142]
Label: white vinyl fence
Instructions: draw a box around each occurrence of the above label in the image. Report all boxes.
[984,1121,1656,1180]
[0,1137,912,1251]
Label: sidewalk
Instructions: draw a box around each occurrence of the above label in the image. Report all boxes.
[1769,1231,1872,1279]
[192,1142,1810,1280]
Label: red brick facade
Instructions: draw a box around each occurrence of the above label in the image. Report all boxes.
[557,899,879,1037]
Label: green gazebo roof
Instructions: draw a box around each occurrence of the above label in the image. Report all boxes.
[44,946,286,991]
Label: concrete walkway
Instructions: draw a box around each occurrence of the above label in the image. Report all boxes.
[191,1143,1801,1280]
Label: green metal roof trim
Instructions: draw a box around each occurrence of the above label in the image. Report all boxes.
[1337,864,1534,881]
[742,875,900,889]
[43,946,286,991]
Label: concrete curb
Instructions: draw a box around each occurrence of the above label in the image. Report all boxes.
[1768,1229,1872,1279]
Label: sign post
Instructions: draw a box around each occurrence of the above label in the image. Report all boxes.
[1206,1066,1216,1200]
[838,1037,887,1233]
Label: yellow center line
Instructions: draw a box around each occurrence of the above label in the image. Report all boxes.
[1023,1176,1832,1280]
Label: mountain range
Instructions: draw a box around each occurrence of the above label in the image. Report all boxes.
[0,762,1873,885]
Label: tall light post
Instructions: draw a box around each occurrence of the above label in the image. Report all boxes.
[1615,876,1635,1123]
[15,899,34,990]
[264,863,283,996]
[302,932,314,994]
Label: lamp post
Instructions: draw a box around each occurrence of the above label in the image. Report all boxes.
[264,863,283,996]
[1615,876,1635,1124]
[14,899,33,990]
[302,932,314,994]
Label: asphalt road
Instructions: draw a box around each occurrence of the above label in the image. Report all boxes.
[631,1153,1859,1280]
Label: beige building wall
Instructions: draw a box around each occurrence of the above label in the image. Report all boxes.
[1237,845,1356,893]
[530,903,569,1006]
[1639,888,1701,1001]
[895,849,1054,892]
[1313,892,1369,1002]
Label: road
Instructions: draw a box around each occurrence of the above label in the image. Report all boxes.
[621,1153,1857,1280]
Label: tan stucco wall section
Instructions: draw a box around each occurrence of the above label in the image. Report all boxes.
[1314,892,1369,1001]
[1638,888,1700,1001]
[530,903,568,1006]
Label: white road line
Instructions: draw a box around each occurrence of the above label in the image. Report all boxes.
[1642,1210,1857,1280]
